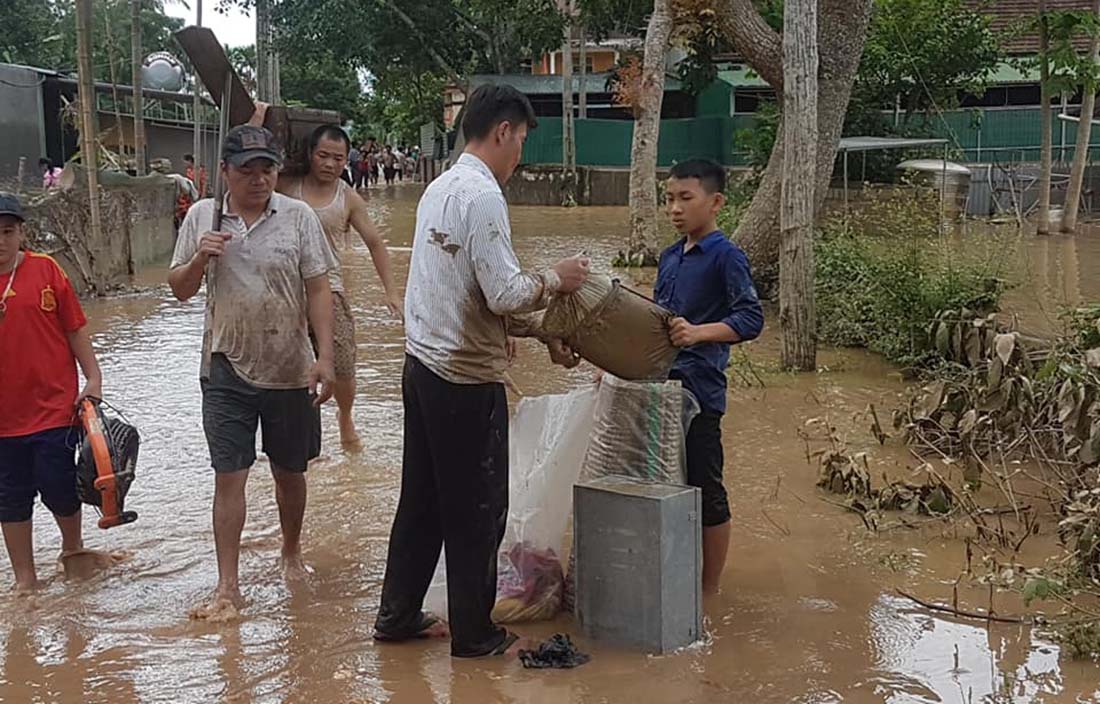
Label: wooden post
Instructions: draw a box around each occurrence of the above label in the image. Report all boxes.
[579,24,588,119]
[104,7,127,161]
[75,0,104,248]
[561,6,577,204]
[1038,0,1053,235]
[1063,0,1100,233]
[779,0,818,371]
[132,0,147,175]
[193,0,203,190]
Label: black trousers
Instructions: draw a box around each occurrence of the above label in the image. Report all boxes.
[375,355,509,657]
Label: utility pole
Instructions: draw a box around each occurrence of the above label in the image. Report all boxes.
[75,0,104,246]
[132,0,147,175]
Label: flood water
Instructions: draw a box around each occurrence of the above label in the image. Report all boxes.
[3,186,1100,703]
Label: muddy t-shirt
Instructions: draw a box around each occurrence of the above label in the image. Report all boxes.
[172,194,337,389]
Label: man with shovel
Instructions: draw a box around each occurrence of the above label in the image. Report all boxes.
[168,125,338,619]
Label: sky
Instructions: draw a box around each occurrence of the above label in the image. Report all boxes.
[165,2,255,48]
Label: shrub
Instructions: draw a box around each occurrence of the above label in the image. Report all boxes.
[815,188,1010,367]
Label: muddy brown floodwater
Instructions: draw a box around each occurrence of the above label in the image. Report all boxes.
[3,186,1100,703]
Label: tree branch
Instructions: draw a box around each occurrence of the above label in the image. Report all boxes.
[380,0,463,85]
[718,0,783,90]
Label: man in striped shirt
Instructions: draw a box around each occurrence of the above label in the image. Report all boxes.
[374,84,589,657]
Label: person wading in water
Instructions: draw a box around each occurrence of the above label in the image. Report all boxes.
[168,126,337,620]
[373,84,589,657]
[249,107,403,448]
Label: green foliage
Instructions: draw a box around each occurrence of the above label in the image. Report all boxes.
[1032,9,1100,95]
[0,0,182,81]
[856,0,1002,116]
[734,100,779,172]
[814,190,1009,367]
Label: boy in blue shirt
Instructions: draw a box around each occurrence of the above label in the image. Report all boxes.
[656,159,764,594]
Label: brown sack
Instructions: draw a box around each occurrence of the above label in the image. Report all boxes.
[542,274,680,381]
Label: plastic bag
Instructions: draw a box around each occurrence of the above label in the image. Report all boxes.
[542,274,680,381]
[424,385,599,622]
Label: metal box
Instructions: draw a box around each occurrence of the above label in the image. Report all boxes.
[573,475,702,653]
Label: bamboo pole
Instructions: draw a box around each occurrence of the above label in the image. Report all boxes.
[1038,0,1053,235]
[104,4,127,158]
[132,0,146,175]
[75,0,104,252]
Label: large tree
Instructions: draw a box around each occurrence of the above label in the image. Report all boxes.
[719,0,874,286]
[780,0,818,371]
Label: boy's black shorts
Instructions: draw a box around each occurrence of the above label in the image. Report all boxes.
[201,354,321,473]
[0,427,81,523]
[685,411,731,527]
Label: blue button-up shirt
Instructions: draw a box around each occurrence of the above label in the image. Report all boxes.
[655,230,764,415]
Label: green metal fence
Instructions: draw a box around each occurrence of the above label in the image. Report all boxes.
[522,107,1100,168]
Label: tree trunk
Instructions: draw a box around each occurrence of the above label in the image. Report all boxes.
[721,0,873,289]
[780,0,818,371]
[131,0,146,176]
[562,18,577,205]
[256,0,281,103]
[75,0,104,255]
[1038,0,1053,235]
[1063,0,1100,234]
[626,0,673,265]
[193,0,203,189]
[579,24,588,119]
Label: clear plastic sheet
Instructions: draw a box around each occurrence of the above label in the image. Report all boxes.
[425,386,599,623]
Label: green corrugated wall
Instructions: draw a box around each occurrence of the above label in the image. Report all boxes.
[521,107,1100,168]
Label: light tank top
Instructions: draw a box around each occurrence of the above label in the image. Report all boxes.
[290,178,349,293]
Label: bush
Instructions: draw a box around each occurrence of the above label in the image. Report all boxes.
[815,188,1010,367]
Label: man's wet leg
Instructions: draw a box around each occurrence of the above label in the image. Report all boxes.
[213,469,249,604]
[272,465,309,579]
[702,521,730,595]
[335,377,360,448]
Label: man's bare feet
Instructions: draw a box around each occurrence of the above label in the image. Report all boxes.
[337,411,361,450]
[59,548,128,580]
[13,579,42,596]
[189,589,245,622]
[280,552,315,582]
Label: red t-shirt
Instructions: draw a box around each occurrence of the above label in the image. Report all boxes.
[0,252,88,437]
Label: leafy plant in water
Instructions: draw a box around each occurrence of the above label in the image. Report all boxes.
[815,188,1009,368]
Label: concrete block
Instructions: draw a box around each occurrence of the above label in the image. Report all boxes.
[574,475,702,653]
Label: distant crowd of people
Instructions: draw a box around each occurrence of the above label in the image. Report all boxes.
[348,138,420,188]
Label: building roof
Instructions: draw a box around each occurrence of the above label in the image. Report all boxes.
[469,72,684,95]
[716,67,769,89]
[0,62,212,105]
[965,0,1093,55]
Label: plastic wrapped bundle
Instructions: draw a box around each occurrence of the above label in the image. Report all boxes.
[542,274,680,381]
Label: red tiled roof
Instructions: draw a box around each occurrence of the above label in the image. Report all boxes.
[964,0,1093,54]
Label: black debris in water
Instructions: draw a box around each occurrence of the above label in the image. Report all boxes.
[518,633,591,669]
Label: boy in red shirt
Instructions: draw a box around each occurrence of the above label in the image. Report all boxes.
[0,193,110,593]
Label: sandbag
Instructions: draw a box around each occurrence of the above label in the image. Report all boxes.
[542,274,680,381]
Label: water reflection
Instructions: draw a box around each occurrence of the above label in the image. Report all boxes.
[1,188,1099,702]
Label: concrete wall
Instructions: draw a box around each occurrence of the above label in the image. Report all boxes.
[23,170,176,294]
[0,65,46,189]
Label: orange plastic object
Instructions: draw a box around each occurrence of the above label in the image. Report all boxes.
[79,399,138,529]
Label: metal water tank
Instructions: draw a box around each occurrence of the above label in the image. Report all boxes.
[897,159,972,219]
[141,52,186,92]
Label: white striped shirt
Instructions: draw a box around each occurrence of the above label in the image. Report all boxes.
[405,153,559,384]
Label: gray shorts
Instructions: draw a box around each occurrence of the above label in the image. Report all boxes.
[201,354,321,473]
